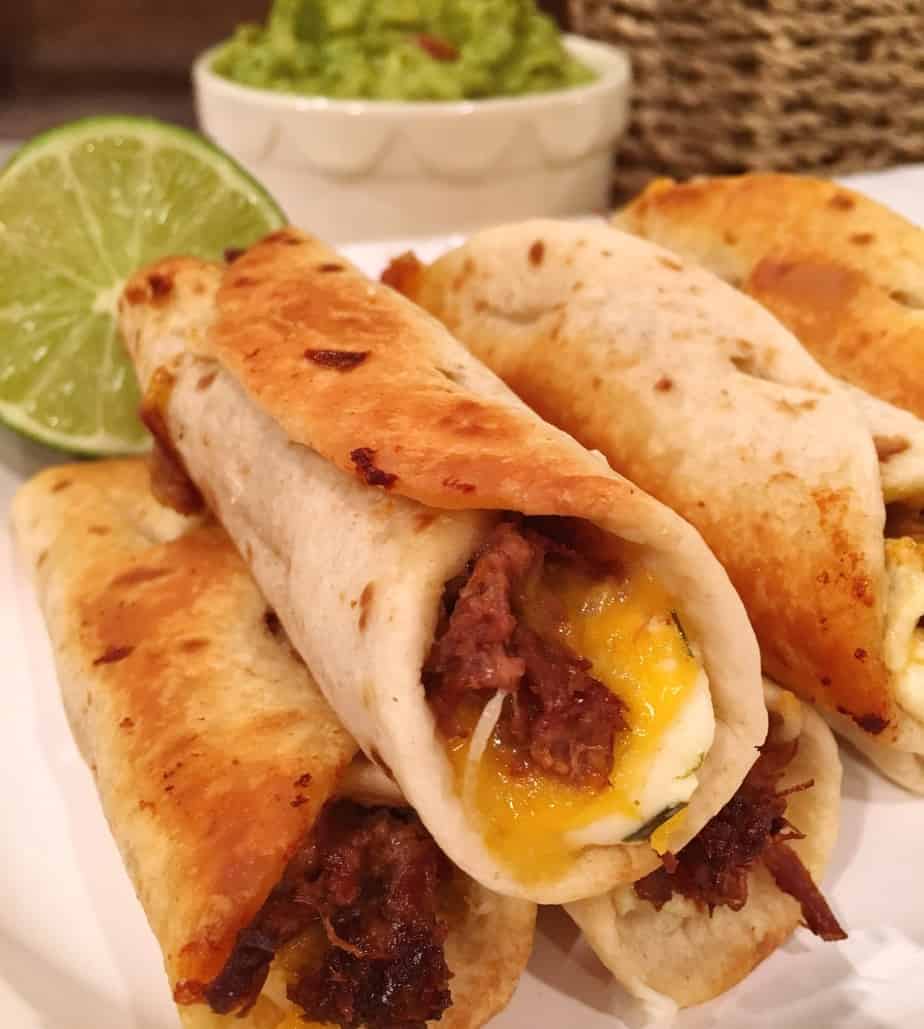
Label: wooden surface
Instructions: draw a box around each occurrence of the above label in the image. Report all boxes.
[1,0,268,136]
[0,1,571,139]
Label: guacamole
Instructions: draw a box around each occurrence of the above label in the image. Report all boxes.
[211,0,596,101]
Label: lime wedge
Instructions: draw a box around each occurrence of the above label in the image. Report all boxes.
[0,116,285,455]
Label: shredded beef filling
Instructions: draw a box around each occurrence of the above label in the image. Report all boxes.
[424,519,627,790]
[634,719,845,941]
[885,502,924,541]
[205,801,453,1028]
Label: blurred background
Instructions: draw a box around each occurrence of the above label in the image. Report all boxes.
[2,1,922,201]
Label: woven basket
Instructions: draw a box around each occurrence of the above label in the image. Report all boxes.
[569,0,924,202]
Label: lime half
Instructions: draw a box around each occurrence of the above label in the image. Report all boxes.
[0,116,285,455]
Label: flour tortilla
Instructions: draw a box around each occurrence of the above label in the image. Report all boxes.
[12,458,535,1029]
[116,228,765,903]
[397,219,924,791]
[615,174,924,509]
[617,177,924,789]
[615,173,924,419]
[567,682,842,1008]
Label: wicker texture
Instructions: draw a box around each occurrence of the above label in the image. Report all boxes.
[570,0,924,201]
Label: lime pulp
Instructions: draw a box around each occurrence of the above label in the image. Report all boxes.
[0,116,286,455]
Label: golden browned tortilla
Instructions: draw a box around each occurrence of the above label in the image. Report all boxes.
[12,458,535,1028]
[616,173,924,419]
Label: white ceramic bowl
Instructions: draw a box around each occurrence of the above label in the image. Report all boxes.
[193,36,630,242]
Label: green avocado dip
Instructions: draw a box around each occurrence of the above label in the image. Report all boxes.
[211,0,597,101]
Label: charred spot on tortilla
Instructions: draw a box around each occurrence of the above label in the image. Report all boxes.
[147,272,173,301]
[350,447,397,489]
[358,583,375,632]
[657,256,683,271]
[224,247,245,263]
[51,478,72,493]
[528,240,545,266]
[852,576,873,605]
[442,476,476,493]
[855,712,889,734]
[110,565,171,589]
[94,644,134,666]
[294,772,312,788]
[415,512,438,533]
[729,352,771,380]
[775,397,818,415]
[305,348,369,371]
[889,288,924,309]
[178,638,210,654]
[263,608,283,637]
[874,434,911,461]
[317,262,345,273]
[654,375,673,392]
[828,192,855,210]
[196,369,218,391]
[88,524,110,535]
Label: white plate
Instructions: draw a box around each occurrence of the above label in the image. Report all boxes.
[3,168,924,1029]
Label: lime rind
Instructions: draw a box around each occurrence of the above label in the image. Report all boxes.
[1,115,281,211]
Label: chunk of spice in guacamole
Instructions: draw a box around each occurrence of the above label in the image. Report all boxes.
[211,0,597,101]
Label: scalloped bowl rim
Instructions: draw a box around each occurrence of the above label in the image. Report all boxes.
[193,35,630,118]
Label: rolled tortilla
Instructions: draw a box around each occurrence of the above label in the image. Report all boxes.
[617,178,924,789]
[12,458,536,1029]
[117,228,766,903]
[615,173,924,419]
[567,682,843,1008]
[391,219,924,791]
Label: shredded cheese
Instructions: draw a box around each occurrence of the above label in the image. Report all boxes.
[463,689,506,812]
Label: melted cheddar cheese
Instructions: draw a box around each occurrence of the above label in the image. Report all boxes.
[447,559,714,883]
